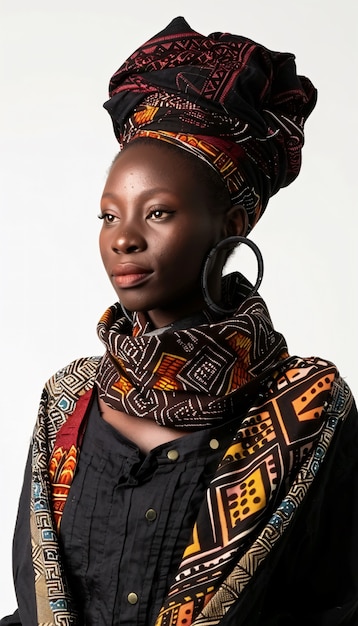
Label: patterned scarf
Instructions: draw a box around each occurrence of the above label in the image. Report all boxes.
[95,274,288,427]
[90,276,340,624]
[155,353,339,626]
[45,314,343,626]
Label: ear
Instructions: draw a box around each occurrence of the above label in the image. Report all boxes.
[223,205,248,237]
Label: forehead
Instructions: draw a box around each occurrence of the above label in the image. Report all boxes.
[107,140,208,192]
[114,139,199,173]
[104,142,206,207]
[104,139,231,219]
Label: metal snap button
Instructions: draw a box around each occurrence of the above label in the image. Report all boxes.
[145,508,157,522]
[209,438,220,450]
[167,449,179,461]
[127,592,139,605]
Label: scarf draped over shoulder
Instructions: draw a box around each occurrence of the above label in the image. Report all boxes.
[22,288,354,625]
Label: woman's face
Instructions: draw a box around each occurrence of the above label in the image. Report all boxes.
[99,141,230,328]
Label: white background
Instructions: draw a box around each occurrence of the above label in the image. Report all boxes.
[1,0,357,616]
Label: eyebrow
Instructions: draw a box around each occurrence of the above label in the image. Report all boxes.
[101,192,117,199]
[101,187,176,200]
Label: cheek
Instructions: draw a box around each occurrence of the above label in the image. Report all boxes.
[181,227,215,260]
[166,232,211,275]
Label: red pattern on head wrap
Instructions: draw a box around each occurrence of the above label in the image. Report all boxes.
[104,16,317,231]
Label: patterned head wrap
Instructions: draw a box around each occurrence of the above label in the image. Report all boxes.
[103,16,317,233]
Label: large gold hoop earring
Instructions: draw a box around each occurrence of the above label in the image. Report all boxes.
[201,236,264,316]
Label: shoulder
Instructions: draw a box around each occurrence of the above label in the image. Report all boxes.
[42,355,101,414]
[33,356,101,451]
[45,355,101,388]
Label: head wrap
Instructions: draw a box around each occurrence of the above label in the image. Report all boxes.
[104,16,317,233]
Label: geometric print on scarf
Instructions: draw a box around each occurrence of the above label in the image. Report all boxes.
[32,357,99,626]
[96,290,289,427]
[154,357,337,626]
[29,353,353,626]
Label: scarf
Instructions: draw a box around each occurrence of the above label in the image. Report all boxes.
[95,274,288,427]
[45,351,342,626]
[32,285,348,625]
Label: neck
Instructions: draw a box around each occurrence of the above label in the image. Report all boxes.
[141,310,212,336]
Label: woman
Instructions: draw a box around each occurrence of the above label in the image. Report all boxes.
[2,16,358,626]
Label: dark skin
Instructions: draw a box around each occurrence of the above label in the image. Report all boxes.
[98,140,247,451]
[99,141,247,328]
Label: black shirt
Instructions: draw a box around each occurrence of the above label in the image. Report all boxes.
[59,396,234,626]
[2,395,358,625]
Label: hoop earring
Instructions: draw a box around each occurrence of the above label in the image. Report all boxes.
[201,236,264,316]
[119,301,133,323]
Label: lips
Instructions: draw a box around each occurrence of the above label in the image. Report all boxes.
[111,263,152,288]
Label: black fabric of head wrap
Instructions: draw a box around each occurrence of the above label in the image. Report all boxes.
[103,16,317,231]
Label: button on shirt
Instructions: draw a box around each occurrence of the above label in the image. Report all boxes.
[59,396,233,626]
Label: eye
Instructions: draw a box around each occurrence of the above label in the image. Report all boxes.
[147,208,173,221]
[98,213,118,224]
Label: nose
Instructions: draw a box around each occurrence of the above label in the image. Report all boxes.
[111,222,146,255]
